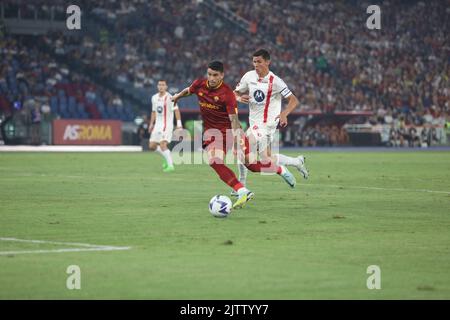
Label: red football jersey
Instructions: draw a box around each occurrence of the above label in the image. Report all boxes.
[188,79,238,132]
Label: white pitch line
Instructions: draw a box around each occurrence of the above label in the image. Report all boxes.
[0,145,142,152]
[0,237,131,256]
[302,183,450,195]
[0,237,122,248]
[0,247,130,256]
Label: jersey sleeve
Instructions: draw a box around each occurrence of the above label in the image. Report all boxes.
[188,79,203,95]
[224,89,238,115]
[235,73,249,93]
[274,76,292,98]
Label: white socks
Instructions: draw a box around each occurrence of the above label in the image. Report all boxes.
[237,160,248,185]
[162,149,173,166]
[275,154,299,167]
[155,145,164,157]
[237,155,297,185]
[236,186,249,196]
[155,145,173,167]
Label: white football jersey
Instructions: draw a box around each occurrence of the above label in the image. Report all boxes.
[235,70,292,126]
[151,92,178,131]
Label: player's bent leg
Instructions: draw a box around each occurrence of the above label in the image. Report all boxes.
[275,154,309,179]
[150,139,168,170]
[237,131,256,189]
[231,134,255,197]
[208,149,238,188]
[296,155,309,179]
[230,133,254,198]
[264,129,308,180]
[160,140,174,172]
[207,148,254,209]
[149,141,158,151]
[278,165,296,188]
[159,141,168,151]
[237,159,248,185]
[244,153,296,188]
[231,160,248,198]
[244,149,279,174]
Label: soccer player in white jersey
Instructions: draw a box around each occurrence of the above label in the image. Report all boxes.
[233,49,309,192]
[148,80,183,172]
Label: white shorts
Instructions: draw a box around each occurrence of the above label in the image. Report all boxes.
[149,127,173,143]
[246,121,278,153]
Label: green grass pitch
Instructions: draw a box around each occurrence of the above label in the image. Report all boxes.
[0,151,449,299]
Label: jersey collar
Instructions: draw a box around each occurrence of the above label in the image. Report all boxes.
[206,80,223,90]
[257,71,271,82]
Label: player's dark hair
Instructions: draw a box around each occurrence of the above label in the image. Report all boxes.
[208,61,224,73]
[253,49,271,61]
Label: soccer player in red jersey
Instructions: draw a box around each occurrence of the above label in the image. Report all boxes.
[172,61,296,209]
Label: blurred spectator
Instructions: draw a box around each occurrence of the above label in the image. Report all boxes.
[1,0,448,147]
[137,114,150,150]
[30,104,41,145]
[45,0,447,120]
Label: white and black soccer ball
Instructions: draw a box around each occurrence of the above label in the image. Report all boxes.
[209,195,232,218]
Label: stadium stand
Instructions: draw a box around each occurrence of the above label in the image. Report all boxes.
[0,0,448,147]
[0,36,136,121]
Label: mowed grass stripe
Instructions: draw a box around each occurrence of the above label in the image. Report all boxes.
[0,151,449,299]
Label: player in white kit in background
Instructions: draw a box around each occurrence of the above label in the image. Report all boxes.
[233,49,309,193]
[148,80,183,172]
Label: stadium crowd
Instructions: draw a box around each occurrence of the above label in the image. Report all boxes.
[0,36,136,122]
[301,125,350,147]
[49,1,448,113]
[1,0,448,146]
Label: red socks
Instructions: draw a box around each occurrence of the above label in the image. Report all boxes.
[246,161,282,174]
[209,158,281,191]
[209,161,243,191]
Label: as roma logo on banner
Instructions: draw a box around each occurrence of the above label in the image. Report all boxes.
[53,120,122,145]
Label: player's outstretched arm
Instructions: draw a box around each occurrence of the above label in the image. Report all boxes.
[171,87,191,105]
[174,107,183,129]
[278,94,299,127]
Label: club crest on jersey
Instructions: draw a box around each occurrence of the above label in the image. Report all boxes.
[199,92,204,97]
[157,106,163,113]
[253,90,265,102]
[214,96,219,101]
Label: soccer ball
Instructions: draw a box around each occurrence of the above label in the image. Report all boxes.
[209,195,232,218]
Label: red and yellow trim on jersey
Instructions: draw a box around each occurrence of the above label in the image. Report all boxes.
[206,80,223,90]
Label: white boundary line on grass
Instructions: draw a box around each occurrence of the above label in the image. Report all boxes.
[0,145,142,152]
[302,183,450,195]
[0,237,131,256]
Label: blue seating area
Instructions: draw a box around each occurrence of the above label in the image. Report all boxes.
[0,37,137,121]
[96,101,135,121]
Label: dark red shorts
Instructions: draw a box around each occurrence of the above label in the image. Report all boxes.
[202,129,250,156]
